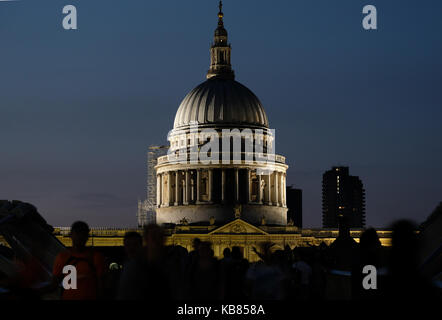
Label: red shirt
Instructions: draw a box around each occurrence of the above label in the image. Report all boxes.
[53,248,105,300]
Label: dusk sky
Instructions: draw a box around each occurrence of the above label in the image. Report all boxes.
[1,0,441,228]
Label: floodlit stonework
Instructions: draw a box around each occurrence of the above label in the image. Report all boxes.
[51,223,393,263]
[155,3,288,226]
[41,3,396,257]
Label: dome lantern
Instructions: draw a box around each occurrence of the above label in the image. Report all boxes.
[207,1,235,80]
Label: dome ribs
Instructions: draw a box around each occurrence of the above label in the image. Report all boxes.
[172,78,269,130]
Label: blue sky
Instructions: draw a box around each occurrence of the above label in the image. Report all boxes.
[0,0,441,227]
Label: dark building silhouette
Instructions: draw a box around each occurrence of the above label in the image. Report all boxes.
[322,166,365,228]
[286,186,302,228]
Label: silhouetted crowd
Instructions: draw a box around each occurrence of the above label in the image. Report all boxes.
[0,220,440,301]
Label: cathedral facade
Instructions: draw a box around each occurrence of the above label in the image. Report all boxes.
[49,3,394,261]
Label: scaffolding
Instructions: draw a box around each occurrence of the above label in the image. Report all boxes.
[137,145,168,226]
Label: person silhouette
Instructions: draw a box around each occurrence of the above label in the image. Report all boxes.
[52,221,105,300]
[384,220,438,301]
[351,228,382,300]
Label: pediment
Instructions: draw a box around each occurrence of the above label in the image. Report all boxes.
[209,219,268,235]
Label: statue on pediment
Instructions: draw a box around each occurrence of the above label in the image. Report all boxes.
[261,216,266,226]
[234,204,242,219]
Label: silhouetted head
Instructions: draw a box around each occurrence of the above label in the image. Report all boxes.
[198,241,213,259]
[192,238,202,251]
[231,246,243,260]
[70,221,89,249]
[360,228,381,252]
[124,231,143,259]
[390,220,419,272]
[272,250,286,266]
[143,224,164,248]
[223,247,231,259]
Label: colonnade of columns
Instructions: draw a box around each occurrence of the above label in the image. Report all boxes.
[157,168,286,208]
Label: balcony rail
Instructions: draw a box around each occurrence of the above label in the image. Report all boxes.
[157,152,286,165]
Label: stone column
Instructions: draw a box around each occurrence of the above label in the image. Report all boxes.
[282,173,286,206]
[156,174,161,207]
[160,174,163,206]
[221,169,225,203]
[208,169,213,202]
[162,174,166,206]
[174,170,179,206]
[258,172,263,204]
[280,173,284,207]
[280,172,284,206]
[191,173,195,203]
[184,170,190,205]
[267,173,272,205]
[234,168,239,202]
[275,171,279,206]
[196,169,201,203]
[167,171,172,206]
[246,169,251,203]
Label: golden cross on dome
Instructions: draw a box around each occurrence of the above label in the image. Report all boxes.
[218,1,223,19]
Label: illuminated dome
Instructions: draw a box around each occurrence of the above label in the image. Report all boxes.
[173,78,269,129]
[153,2,288,227]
